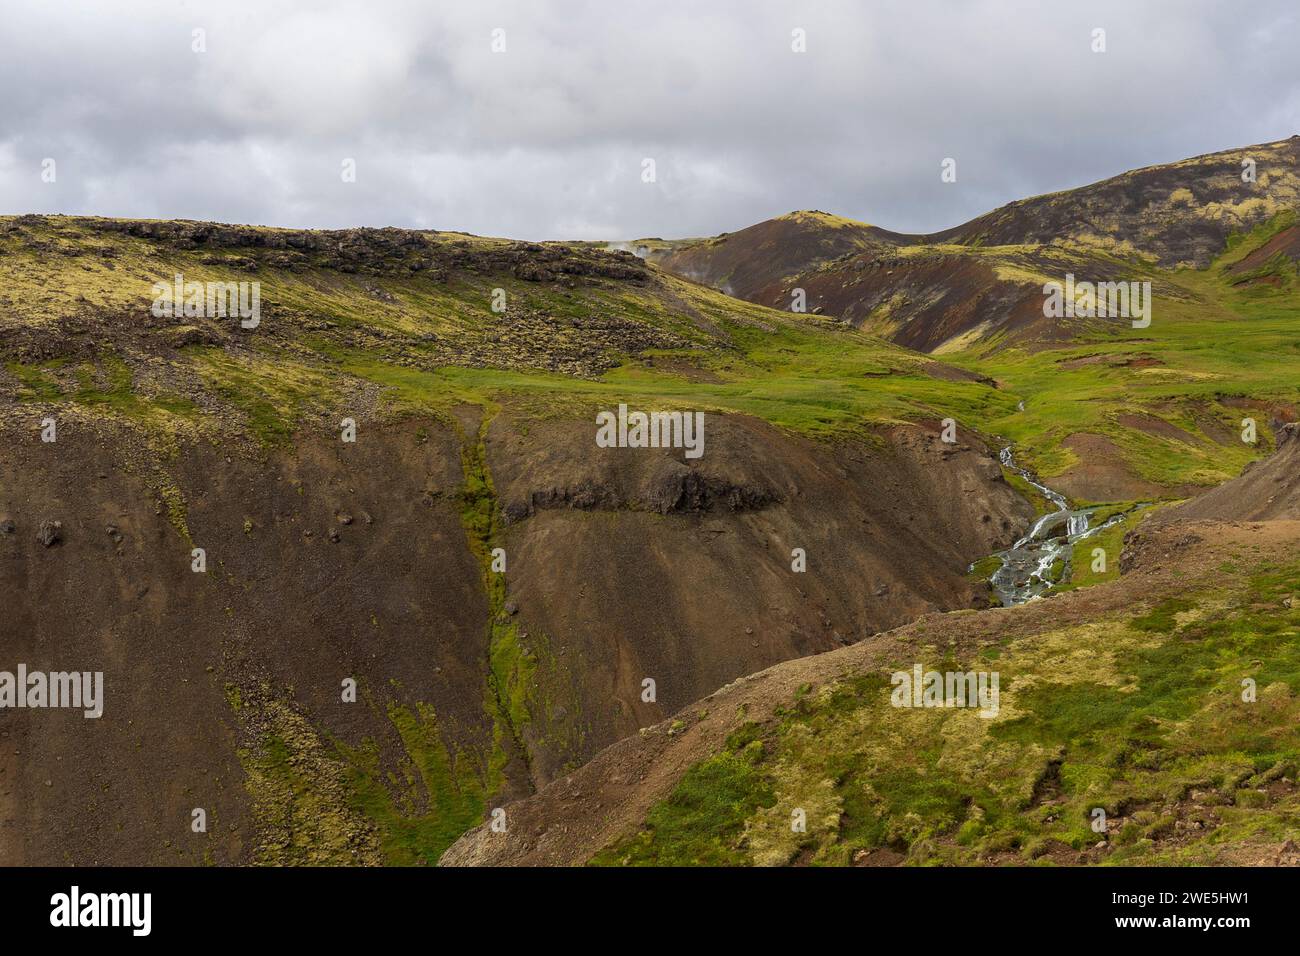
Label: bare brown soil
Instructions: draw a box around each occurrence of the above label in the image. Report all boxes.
[1229,224,1300,274]
[1050,433,1169,502]
[1151,422,1300,524]
[1057,353,1164,371]
[0,408,1029,864]
[1116,412,1201,445]
[651,213,902,301]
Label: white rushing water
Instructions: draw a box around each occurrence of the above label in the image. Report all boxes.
[985,446,1137,606]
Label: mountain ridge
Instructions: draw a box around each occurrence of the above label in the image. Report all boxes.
[649,136,1300,353]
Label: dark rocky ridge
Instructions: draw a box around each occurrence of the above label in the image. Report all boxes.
[8,215,651,283]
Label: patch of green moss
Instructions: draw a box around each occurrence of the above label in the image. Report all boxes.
[156,474,192,543]
[5,359,65,401]
[237,700,383,866]
[193,348,334,446]
[233,683,499,866]
[589,750,776,866]
[1130,596,1196,633]
[336,702,490,866]
[6,355,197,428]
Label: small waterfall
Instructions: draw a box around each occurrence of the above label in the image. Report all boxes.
[984,446,1138,606]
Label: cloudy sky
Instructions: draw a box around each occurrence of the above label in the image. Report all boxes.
[1,0,1296,240]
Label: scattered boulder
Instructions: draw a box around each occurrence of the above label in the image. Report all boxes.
[37,520,62,547]
[164,324,225,349]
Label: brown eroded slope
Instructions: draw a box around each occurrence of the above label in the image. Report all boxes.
[1149,421,1300,525]
[0,212,1046,864]
[649,210,906,300]
[0,397,1029,864]
[487,413,1032,784]
[443,422,1300,867]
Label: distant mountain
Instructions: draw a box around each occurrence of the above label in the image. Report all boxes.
[649,137,1300,353]
[647,210,906,299]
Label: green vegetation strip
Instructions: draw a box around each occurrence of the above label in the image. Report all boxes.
[593,558,1300,866]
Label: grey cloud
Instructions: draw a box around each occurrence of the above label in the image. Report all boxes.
[0,0,1296,240]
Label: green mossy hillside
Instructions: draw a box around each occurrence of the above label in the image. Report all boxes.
[595,556,1300,866]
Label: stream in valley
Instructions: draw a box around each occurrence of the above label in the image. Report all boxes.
[986,446,1138,606]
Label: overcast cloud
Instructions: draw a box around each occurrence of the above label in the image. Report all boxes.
[1,0,1296,240]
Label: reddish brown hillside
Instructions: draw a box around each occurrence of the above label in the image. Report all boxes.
[649,137,1300,352]
[650,210,903,300]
